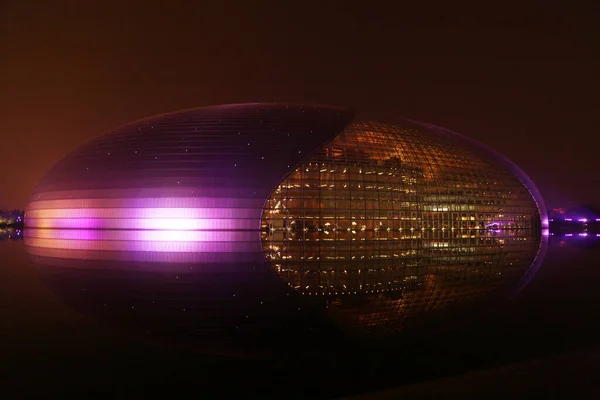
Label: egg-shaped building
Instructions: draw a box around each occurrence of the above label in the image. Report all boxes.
[24,103,547,350]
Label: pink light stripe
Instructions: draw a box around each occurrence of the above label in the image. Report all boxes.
[26,207,258,219]
[25,228,259,242]
[26,217,258,230]
[25,246,267,266]
[25,237,262,253]
[26,197,266,210]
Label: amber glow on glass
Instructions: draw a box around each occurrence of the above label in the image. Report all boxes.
[261,120,545,333]
[24,104,547,336]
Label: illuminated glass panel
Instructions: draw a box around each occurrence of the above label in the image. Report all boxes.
[262,120,542,333]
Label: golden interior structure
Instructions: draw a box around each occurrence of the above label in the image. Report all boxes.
[261,121,540,333]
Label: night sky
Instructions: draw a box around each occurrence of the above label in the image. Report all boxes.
[0,1,598,210]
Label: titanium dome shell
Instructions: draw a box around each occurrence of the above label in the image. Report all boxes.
[24,103,547,344]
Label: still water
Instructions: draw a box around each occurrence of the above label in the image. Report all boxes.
[1,230,599,398]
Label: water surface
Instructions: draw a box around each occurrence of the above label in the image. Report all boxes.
[1,233,599,398]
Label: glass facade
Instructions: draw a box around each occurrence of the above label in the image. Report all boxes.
[262,120,544,334]
[26,104,352,270]
[25,103,547,340]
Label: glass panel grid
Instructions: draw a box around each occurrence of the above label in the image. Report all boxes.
[262,121,540,333]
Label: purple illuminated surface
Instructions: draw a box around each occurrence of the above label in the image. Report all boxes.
[22,104,550,338]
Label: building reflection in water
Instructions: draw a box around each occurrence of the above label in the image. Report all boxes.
[25,225,547,355]
[550,231,600,250]
[25,227,342,356]
[0,228,23,241]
